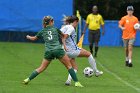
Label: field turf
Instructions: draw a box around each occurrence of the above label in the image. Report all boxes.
[0,42,140,93]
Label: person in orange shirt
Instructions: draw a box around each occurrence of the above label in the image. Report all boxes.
[119,6,139,67]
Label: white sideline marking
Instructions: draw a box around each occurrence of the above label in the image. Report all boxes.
[97,62,140,92]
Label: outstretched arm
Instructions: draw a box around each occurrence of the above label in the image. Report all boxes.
[26,35,38,41]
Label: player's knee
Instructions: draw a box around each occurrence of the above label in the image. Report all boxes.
[82,50,91,57]
[128,45,133,50]
[129,47,132,51]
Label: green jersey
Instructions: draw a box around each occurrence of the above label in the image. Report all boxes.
[36,26,63,51]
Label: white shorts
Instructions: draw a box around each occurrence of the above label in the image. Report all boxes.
[66,48,81,58]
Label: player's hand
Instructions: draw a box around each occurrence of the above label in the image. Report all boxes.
[26,35,31,39]
[121,27,125,30]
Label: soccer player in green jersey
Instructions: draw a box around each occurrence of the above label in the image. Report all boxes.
[22,16,83,87]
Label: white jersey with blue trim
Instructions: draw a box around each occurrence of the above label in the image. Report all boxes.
[60,25,79,51]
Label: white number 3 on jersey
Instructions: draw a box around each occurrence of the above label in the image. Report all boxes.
[48,31,52,40]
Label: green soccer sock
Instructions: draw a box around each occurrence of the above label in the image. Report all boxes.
[29,70,39,80]
[68,68,78,82]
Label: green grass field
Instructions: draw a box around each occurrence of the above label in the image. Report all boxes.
[0,42,140,93]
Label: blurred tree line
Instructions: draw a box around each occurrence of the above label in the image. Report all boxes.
[74,0,140,20]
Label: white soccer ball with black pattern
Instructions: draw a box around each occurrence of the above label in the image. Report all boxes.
[83,67,94,77]
[134,23,140,30]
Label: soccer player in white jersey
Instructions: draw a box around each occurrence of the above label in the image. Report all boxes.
[60,16,103,85]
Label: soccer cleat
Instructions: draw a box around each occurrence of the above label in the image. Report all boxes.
[65,80,71,86]
[95,71,103,77]
[75,82,84,87]
[128,63,133,67]
[125,61,129,66]
[23,78,30,85]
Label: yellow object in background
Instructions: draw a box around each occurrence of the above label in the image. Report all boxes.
[77,34,84,48]
[76,10,81,21]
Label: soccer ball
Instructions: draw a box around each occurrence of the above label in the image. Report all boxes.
[83,67,94,77]
[134,23,140,30]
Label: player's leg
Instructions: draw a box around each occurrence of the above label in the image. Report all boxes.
[65,58,78,85]
[125,47,129,66]
[88,30,94,54]
[94,30,100,57]
[123,39,129,66]
[94,41,99,57]
[128,45,133,67]
[59,55,77,81]
[127,39,135,67]
[23,59,51,84]
[23,51,52,84]
[59,54,83,87]
[78,48,103,76]
[55,49,83,87]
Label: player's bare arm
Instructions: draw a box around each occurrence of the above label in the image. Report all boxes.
[26,35,38,41]
[61,33,69,51]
